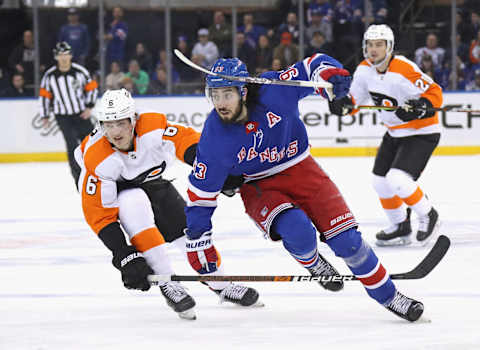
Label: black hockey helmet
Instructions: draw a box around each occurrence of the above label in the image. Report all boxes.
[53,41,72,56]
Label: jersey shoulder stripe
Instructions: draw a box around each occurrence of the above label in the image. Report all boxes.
[388,56,423,83]
[83,135,115,175]
[136,112,167,137]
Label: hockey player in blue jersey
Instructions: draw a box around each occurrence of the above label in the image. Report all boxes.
[184,54,424,322]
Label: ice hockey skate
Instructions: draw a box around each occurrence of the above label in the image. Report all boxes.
[416,207,440,244]
[159,282,196,320]
[384,290,424,322]
[308,253,344,292]
[376,208,412,247]
[210,283,264,307]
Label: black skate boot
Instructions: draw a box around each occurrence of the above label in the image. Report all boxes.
[376,208,412,247]
[384,290,424,322]
[416,207,439,243]
[307,253,344,292]
[210,283,264,307]
[159,282,196,320]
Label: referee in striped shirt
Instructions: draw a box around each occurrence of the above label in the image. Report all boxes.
[39,41,98,185]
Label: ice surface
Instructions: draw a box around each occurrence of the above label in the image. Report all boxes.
[1,155,479,350]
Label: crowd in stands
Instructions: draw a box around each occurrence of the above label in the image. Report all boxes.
[3,1,480,97]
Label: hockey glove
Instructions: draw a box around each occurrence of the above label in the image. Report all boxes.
[185,230,218,274]
[112,245,153,291]
[395,98,434,121]
[329,95,354,116]
[221,174,245,197]
[315,67,352,100]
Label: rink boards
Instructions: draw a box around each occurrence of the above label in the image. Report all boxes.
[1,92,479,162]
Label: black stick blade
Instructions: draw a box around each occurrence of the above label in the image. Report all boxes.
[390,235,451,280]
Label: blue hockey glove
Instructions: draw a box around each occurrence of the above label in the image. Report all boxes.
[395,98,434,121]
[185,230,218,274]
[317,67,352,100]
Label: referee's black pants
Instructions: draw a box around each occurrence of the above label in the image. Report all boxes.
[55,113,94,186]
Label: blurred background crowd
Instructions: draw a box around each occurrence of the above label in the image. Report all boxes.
[1,0,479,97]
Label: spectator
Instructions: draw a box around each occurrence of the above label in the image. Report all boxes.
[271,58,282,71]
[105,6,128,67]
[277,12,301,44]
[154,49,179,83]
[305,31,334,57]
[1,73,33,97]
[465,10,480,44]
[307,0,332,24]
[307,7,333,43]
[236,32,256,74]
[415,33,445,70]
[469,29,480,65]
[273,32,299,69]
[419,55,435,81]
[465,68,480,90]
[435,56,466,90]
[255,34,273,74]
[0,68,9,93]
[174,35,200,82]
[132,42,153,73]
[191,28,219,69]
[444,33,469,66]
[125,59,149,95]
[105,60,125,90]
[208,11,232,57]
[58,8,90,65]
[119,76,139,95]
[237,13,267,49]
[8,30,37,86]
[149,66,167,95]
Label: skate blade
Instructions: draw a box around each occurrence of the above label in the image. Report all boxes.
[416,314,432,323]
[177,309,197,320]
[375,236,412,247]
[417,221,441,246]
[250,300,265,308]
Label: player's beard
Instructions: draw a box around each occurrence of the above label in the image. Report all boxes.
[218,101,247,125]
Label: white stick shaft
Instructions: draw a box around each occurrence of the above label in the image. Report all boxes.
[174,49,332,89]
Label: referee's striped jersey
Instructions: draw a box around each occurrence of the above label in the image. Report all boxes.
[39,62,98,118]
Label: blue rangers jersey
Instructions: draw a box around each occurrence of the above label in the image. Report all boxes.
[186,54,344,238]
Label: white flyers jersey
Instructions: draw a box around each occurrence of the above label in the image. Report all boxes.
[349,55,443,137]
[76,112,200,234]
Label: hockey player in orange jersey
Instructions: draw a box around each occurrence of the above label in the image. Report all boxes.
[329,24,442,246]
[75,89,260,320]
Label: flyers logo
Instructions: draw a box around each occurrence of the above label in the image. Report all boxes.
[145,162,166,181]
[369,92,398,110]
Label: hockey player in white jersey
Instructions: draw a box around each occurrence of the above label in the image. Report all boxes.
[329,24,442,247]
[75,89,260,320]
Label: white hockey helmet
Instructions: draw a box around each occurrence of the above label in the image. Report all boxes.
[362,24,395,61]
[97,88,136,127]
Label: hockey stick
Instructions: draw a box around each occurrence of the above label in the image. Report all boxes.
[355,105,480,113]
[173,49,333,89]
[148,235,450,284]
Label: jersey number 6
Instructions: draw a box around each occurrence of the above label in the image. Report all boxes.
[86,175,98,195]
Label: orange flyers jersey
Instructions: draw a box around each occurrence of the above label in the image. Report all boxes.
[75,112,200,235]
[350,55,443,137]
